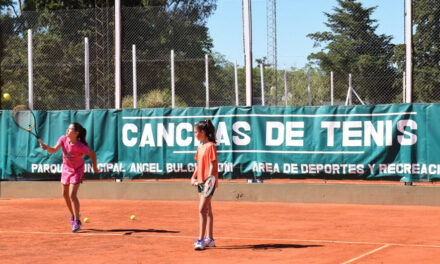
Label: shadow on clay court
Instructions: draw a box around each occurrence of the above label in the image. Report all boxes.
[80,228,180,235]
[214,244,323,250]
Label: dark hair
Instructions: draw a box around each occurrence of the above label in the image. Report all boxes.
[195,119,216,143]
[71,122,88,146]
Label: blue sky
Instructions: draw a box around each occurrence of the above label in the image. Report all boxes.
[207,0,404,69]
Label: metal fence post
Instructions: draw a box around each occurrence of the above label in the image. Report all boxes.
[85,37,90,110]
[260,63,265,106]
[348,73,353,105]
[114,0,121,109]
[330,71,334,106]
[205,54,209,108]
[284,66,287,106]
[404,0,412,186]
[403,71,406,103]
[405,0,413,103]
[171,49,175,109]
[307,69,311,106]
[132,44,137,108]
[234,60,239,106]
[28,29,33,110]
[243,0,253,106]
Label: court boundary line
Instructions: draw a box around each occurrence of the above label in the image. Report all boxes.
[341,244,391,264]
[1,230,440,249]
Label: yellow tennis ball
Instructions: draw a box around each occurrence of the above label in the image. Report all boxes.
[3,93,10,101]
[84,217,89,223]
[130,215,136,220]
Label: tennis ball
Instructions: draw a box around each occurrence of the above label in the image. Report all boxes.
[130,215,136,220]
[84,217,89,223]
[3,93,10,101]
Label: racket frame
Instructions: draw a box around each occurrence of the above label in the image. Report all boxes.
[11,105,41,140]
[200,175,216,198]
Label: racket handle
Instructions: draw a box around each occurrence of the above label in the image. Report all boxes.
[37,138,47,150]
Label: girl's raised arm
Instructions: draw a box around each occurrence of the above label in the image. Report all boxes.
[40,142,61,154]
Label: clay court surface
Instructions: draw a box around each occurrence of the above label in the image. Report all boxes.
[1,198,440,264]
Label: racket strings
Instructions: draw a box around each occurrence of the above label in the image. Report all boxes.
[13,111,36,131]
[203,177,215,196]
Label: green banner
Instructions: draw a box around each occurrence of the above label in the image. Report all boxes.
[1,104,440,182]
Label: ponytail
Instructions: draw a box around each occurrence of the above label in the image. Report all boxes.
[71,122,89,146]
[195,119,216,143]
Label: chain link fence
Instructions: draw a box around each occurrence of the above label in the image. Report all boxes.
[0,2,439,110]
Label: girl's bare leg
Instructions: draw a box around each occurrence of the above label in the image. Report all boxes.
[198,195,213,240]
[206,200,214,239]
[62,184,74,218]
[69,184,81,221]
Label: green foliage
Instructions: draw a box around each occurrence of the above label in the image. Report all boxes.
[23,0,95,11]
[121,89,187,108]
[286,67,330,106]
[0,1,217,109]
[307,0,398,104]
[412,0,440,102]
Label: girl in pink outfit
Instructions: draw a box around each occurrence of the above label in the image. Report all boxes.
[40,123,100,232]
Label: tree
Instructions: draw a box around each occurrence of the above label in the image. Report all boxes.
[120,1,217,107]
[0,0,218,109]
[0,1,17,109]
[121,89,187,108]
[412,0,440,102]
[391,0,440,103]
[23,0,94,11]
[307,0,397,104]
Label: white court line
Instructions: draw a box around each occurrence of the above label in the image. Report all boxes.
[341,244,391,264]
[1,230,440,249]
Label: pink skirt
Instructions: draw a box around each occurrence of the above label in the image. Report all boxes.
[61,164,84,185]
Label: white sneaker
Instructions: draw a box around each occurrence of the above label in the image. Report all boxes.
[203,238,216,247]
[194,239,205,250]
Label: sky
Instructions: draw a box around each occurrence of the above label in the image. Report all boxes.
[206,0,405,69]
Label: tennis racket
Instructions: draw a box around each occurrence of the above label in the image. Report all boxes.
[11,105,43,145]
[199,175,216,198]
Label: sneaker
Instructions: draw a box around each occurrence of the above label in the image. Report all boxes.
[203,238,216,247]
[70,214,80,225]
[72,220,82,232]
[194,239,205,250]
